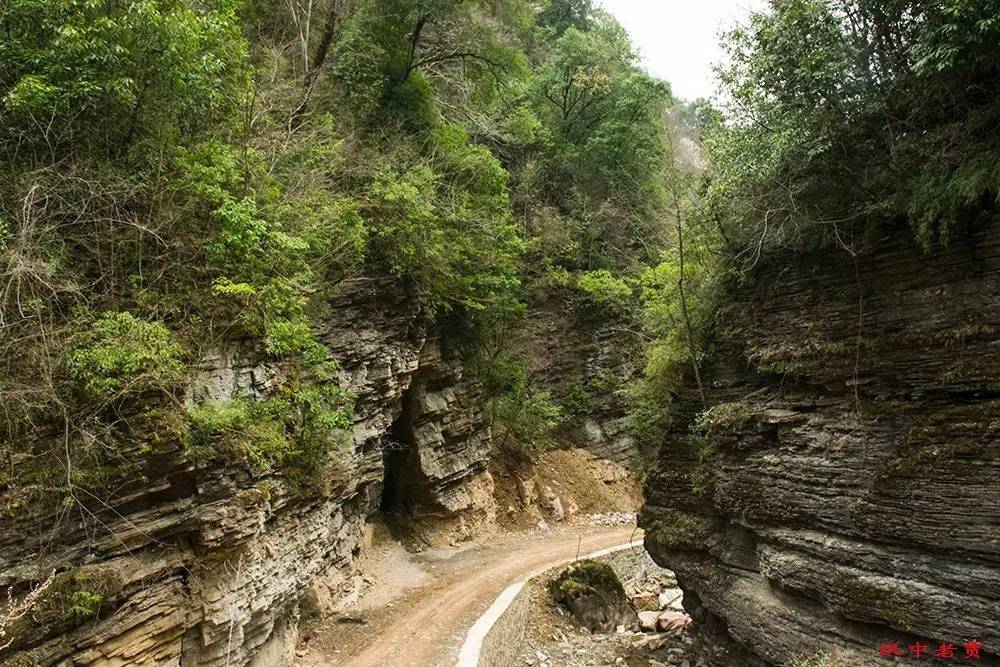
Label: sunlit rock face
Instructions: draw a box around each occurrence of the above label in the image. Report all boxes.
[641,218,1000,666]
[0,276,494,666]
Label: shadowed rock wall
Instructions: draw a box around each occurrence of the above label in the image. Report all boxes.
[641,219,1000,665]
[522,298,643,464]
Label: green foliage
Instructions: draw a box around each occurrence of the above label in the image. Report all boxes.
[538,0,593,35]
[0,0,680,522]
[709,0,1000,259]
[186,380,352,486]
[623,379,671,450]
[542,263,573,289]
[69,591,104,618]
[576,270,632,313]
[520,14,672,271]
[4,566,123,649]
[66,312,186,400]
[0,0,247,158]
[491,388,564,459]
[555,375,595,417]
[45,568,119,620]
[206,197,321,355]
[366,123,524,314]
[332,0,527,126]
[187,134,366,363]
[0,215,10,252]
[628,193,724,445]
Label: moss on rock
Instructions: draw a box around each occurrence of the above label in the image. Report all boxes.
[643,509,715,553]
[549,559,630,632]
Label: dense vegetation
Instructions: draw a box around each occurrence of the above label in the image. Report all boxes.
[3,0,997,511]
[708,0,1000,257]
[633,0,1000,443]
[0,0,681,512]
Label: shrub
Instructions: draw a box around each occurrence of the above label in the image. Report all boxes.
[695,401,755,435]
[543,264,573,289]
[1,566,123,651]
[66,312,185,400]
[556,375,595,417]
[185,380,352,487]
[366,125,523,316]
[576,270,632,313]
[491,388,564,459]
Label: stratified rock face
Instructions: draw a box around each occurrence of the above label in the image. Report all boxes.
[0,276,494,666]
[379,338,496,538]
[523,298,642,463]
[641,220,1000,666]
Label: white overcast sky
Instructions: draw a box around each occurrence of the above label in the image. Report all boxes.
[598,0,767,101]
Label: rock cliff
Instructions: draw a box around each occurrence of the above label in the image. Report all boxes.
[522,296,643,464]
[0,277,494,666]
[641,218,1000,665]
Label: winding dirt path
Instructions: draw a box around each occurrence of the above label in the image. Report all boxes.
[298,524,639,667]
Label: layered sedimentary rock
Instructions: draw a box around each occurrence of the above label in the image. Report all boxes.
[0,276,494,666]
[523,297,643,463]
[380,337,496,535]
[641,219,1000,665]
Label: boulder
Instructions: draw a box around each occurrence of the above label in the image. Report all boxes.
[549,560,632,632]
[517,477,537,506]
[564,497,579,519]
[637,611,659,631]
[630,591,659,612]
[541,486,565,521]
[656,611,690,633]
[298,583,332,622]
[658,589,683,611]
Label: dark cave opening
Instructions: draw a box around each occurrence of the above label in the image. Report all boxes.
[379,386,431,517]
[380,411,417,514]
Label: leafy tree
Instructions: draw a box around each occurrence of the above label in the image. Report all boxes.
[332,0,526,124]
[576,269,632,313]
[708,0,1000,261]
[0,0,247,159]
[520,12,672,272]
[364,123,524,314]
[538,0,593,35]
[0,0,684,515]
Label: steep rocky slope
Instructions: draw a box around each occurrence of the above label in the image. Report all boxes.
[641,218,1000,665]
[521,297,644,464]
[0,277,494,666]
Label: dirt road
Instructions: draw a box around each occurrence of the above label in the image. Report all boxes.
[298,524,639,667]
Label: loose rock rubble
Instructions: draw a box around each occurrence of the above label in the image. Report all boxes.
[583,512,637,527]
[517,546,706,667]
